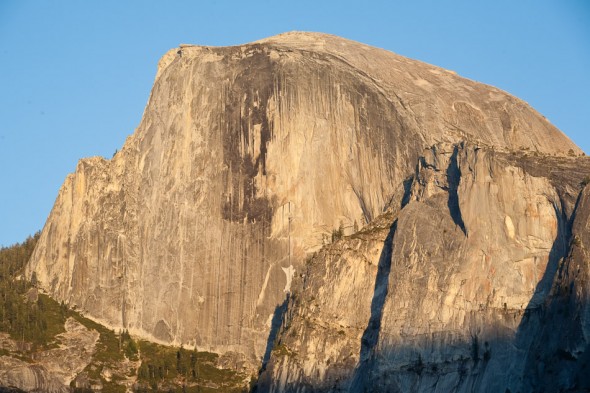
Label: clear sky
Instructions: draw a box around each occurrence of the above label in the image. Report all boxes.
[0,1,589,247]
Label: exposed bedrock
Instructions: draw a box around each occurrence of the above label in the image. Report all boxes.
[261,143,590,392]
[26,32,584,376]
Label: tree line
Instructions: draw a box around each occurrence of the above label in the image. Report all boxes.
[0,232,67,347]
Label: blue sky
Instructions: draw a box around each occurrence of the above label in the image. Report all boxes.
[0,1,589,247]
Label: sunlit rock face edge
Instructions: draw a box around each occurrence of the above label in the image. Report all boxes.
[26,31,582,371]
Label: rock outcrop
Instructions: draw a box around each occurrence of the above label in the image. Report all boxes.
[0,318,99,392]
[260,143,590,392]
[26,31,585,385]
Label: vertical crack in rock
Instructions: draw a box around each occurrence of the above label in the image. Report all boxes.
[514,186,587,392]
[527,200,571,309]
[401,176,414,209]
[261,295,290,373]
[447,145,467,235]
[349,219,398,392]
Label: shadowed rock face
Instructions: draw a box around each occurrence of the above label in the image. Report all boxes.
[26,31,583,373]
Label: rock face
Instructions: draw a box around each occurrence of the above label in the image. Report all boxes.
[0,318,99,392]
[260,144,590,392]
[27,30,585,381]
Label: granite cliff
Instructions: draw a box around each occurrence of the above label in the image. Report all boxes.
[260,143,590,392]
[26,32,589,391]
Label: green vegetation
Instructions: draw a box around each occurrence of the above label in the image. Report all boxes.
[135,340,246,392]
[0,234,249,392]
[331,221,344,242]
[75,317,132,393]
[572,235,582,247]
[271,343,296,358]
[0,232,61,347]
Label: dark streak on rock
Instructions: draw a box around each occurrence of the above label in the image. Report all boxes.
[447,145,467,235]
[221,46,276,224]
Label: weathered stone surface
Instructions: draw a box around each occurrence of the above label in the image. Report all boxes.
[261,144,590,392]
[0,318,98,392]
[514,183,590,392]
[26,31,584,375]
